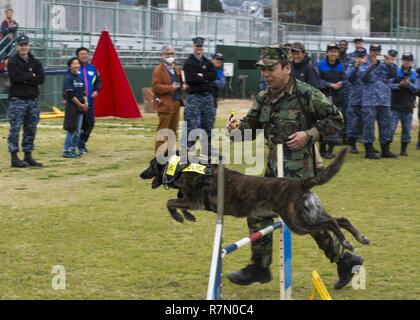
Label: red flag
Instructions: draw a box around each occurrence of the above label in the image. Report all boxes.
[91,31,142,118]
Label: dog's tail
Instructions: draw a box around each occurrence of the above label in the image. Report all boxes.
[301,147,348,191]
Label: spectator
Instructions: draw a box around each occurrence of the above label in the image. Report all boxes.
[7,35,44,168]
[345,47,368,155]
[210,52,226,110]
[389,53,420,156]
[360,44,398,158]
[290,42,320,88]
[0,9,18,59]
[75,47,101,155]
[338,39,352,69]
[349,38,365,59]
[152,46,185,153]
[62,57,87,158]
[182,37,217,154]
[317,42,348,159]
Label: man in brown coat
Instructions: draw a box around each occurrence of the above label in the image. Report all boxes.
[152,46,185,152]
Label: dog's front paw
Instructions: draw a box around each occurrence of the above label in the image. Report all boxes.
[182,210,197,222]
[169,211,185,223]
[359,235,370,245]
[342,240,354,251]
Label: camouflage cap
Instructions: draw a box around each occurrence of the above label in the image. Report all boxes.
[256,46,289,67]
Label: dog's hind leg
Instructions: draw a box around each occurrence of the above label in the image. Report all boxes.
[335,217,370,245]
[309,219,355,252]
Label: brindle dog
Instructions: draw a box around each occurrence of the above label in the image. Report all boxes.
[140,148,370,251]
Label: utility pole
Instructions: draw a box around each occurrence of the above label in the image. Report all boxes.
[271,0,279,44]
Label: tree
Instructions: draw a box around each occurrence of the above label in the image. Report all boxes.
[202,0,224,13]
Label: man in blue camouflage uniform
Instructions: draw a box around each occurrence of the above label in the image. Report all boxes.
[7,35,45,168]
[345,47,367,154]
[183,37,217,154]
[360,44,398,159]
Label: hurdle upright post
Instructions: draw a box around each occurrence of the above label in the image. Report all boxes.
[277,144,292,300]
[206,162,224,300]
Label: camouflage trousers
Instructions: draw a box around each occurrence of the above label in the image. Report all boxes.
[7,97,40,153]
[391,111,413,143]
[183,93,215,149]
[360,106,393,145]
[346,104,363,140]
[248,160,345,268]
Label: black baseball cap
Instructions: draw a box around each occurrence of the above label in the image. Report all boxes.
[355,47,368,57]
[387,49,398,58]
[353,38,364,43]
[326,42,340,51]
[402,52,414,61]
[369,43,382,51]
[192,37,205,46]
[16,35,29,45]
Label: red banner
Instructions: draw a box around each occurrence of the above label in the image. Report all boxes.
[92,31,142,118]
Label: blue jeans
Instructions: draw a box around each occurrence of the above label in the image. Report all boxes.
[64,113,83,152]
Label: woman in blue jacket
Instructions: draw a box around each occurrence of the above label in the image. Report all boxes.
[62,57,88,158]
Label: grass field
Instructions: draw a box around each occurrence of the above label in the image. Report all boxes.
[0,100,419,300]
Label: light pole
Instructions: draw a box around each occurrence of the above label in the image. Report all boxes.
[272,0,279,44]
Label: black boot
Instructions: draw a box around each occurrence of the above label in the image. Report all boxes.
[227,264,272,286]
[348,138,359,154]
[364,144,380,159]
[334,252,364,290]
[380,143,398,158]
[11,152,28,168]
[400,142,409,156]
[24,152,43,167]
[324,143,335,159]
[319,143,327,157]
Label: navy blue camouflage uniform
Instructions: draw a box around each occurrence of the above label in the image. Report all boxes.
[7,52,45,154]
[345,60,366,142]
[183,52,217,150]
[360,58,396,145]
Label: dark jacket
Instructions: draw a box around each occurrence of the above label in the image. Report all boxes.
[292,55,320,89]
[317,58,347,107]
[0,19,18,38]
[7,52,45,100]
[183,54,217,94]
[63,70,86,132]
[390,67,419,113]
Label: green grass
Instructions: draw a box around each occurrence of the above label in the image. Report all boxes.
[0,109,419,300]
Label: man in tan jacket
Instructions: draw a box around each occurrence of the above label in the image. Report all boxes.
[152,46,185,152]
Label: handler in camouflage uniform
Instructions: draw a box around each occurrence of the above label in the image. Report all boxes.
[227,46,364,290]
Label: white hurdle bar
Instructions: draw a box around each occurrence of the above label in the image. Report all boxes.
[206,144,292,300]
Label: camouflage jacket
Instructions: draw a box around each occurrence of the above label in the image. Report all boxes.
[361,58,396,107]
[238,78,343,179]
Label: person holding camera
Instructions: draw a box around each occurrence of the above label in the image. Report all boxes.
[389,53,420,156]
[62,57,87,158]
[345,47,368,155]
[360,44,398,159]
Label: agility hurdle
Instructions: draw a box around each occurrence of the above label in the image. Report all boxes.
[206,144,292,300]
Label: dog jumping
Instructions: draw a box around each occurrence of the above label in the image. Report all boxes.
[140,148,370,251]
